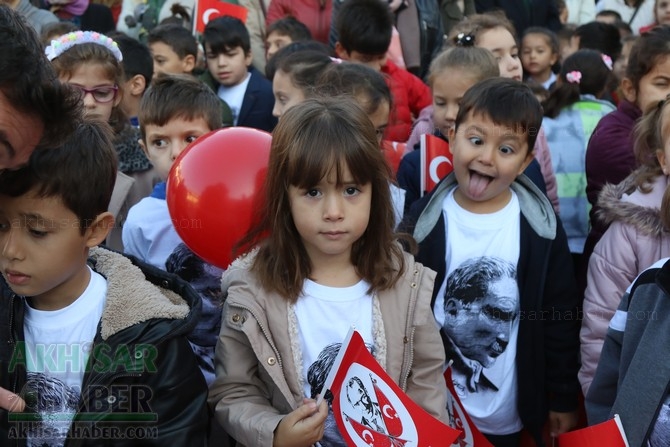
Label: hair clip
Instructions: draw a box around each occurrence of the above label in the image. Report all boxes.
[601,54,613,71]
[566,71,582,84]
[45,31,123,62]
[329,57,343,64]
[454,32,476,47]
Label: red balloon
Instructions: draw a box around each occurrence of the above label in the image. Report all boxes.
[166,127,271,269]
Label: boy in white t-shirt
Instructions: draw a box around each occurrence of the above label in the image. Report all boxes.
[404,77,581,446]
[0,121,208,446]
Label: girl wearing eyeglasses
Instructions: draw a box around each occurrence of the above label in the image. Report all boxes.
[47,31,162,251]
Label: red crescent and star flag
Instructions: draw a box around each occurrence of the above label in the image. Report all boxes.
[195,0,247,33]
[319,329,462,447]
[420,133,452,196]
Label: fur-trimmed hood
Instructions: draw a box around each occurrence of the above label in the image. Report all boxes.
[595,173,670,238]
[88,247,194,340]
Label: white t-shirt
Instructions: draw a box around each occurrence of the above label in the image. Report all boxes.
[217,72,251,126]
[437,188,523,435]
[295,279,373,446]
[23,268,106,447]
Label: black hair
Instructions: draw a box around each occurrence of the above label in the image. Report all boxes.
[595,10,623,22]
[542,49,612,118]
[335,0,393,55]
[0,120,117,234]
[574,21,622,61]
[110,33,153,85]
[266,15,312,42]
[203,15,251,55]
[147,23,198,59]
[0,4,81,150]
[265,40,332,80]
[455,77,543,152]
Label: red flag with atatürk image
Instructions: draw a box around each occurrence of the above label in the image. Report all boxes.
[319,329,461,447]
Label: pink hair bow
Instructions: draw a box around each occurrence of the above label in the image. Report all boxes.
[566,71,582,84]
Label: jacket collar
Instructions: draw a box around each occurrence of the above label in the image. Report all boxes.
[412,172,556,243]
[88,247,191,340]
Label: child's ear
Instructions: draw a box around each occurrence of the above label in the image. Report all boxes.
[518,149,536,176]
[448,127,456,152]
[620,77,637,104]
[182,55,196,74]
[245,50,253,67]
[85,212,115,248]
[657,149,668,175]
[138,139,149,158]
[127,74,146,97]
[334,42,349,60]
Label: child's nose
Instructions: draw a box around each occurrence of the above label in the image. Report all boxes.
[323,195,344,221]
[1,230,21,260]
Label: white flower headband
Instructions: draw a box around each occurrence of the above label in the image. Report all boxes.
[45,31,123,62]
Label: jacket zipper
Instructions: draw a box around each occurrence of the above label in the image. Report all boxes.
[400,269,420,389]
[230,301,283,368]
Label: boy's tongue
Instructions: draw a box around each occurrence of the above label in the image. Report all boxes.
[468,171,491,198]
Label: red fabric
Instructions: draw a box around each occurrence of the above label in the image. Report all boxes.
[381,60,431,143]
[110,2,121,23]
[265,0,332,44]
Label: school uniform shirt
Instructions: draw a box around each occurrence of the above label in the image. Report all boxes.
[436,188,522,435]
[23,268,106,447]
[294,279,373,446]
[217,72,252,126]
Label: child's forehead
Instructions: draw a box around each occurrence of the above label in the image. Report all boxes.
[459,110,529,137]
[144,115,213,132]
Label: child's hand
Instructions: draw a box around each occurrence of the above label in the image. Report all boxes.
[273,398,328,447]
[548,410,578,437]
[0,387,25,412]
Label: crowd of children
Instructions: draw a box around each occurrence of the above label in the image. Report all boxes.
[4,0,670,446]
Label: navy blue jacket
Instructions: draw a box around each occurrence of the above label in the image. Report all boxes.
[201,67,277,133]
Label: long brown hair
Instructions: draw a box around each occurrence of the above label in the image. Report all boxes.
[236,97,406,302]
[632,95,670,230]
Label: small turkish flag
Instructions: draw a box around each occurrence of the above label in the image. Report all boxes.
[420,133,452,196]
[557,414,629,447]
[195,0,247,33]
[444,365,494,447]
[319,329,461,447]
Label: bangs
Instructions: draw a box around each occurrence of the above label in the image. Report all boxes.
[286,129,375,189]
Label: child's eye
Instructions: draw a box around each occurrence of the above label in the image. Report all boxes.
[151,139,167,148]
[185,135,200,144]
[28,228,47,238]
[344,186,360,196]
[0,221,9,232]
[499,145,515,155]
[468,136,483,145]
[511,52,519,59]
[306,189,321,198]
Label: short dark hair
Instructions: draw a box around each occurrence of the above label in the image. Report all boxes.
[110,33,153,85]
[139,73,222,141]
[267,16,312,42]
[0,120,117,234]
[203,16,250,55]
[335,0,393,55]
[574,21,622,61]
[445,257,516,307]
[147,23,198,59]
[0,5,81,150]
[455,77,543,152]
[522,26,560,57]
[40,21,79,47]
[595,9,623,22]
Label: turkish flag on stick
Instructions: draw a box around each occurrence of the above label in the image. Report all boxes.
[444,365,494,447]
[195,0,247,33]
[420,133,452,196]
[557,414,629,447]
[318,328,461,447]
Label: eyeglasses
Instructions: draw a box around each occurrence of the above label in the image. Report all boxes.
[70,85,118,103]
